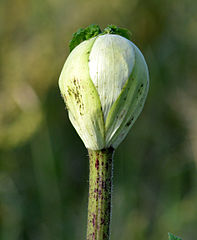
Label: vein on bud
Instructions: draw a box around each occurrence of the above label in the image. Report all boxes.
[105,42,149,148]
[89,34,135,122]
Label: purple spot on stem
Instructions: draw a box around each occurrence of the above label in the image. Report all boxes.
[95,158,99,170]
[106,162,108,170]
[101,218,105,225]
[92,232,95,240]
[92,214,96,227]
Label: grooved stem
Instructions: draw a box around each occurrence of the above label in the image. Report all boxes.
[87,147,114,240]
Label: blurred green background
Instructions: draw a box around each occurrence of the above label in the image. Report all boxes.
[0,0,197,239]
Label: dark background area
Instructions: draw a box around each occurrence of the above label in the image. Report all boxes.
[0,0,197,239]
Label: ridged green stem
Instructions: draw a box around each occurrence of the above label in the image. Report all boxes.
[87,147,114,240]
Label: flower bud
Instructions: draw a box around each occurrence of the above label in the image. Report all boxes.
[59,32,149,150]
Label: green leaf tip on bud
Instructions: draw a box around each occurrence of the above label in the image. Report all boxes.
[59,25,149,150]
[69,24,131,52]
[103,24,132,40]
[69,24,102,52]
[168,233,182,240]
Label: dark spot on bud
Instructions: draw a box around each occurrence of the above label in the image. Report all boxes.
[126,117,134,126]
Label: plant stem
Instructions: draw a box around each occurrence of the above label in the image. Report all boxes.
[87,147,114,240]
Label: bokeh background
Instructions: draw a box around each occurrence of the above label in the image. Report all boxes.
[0,0,197,239]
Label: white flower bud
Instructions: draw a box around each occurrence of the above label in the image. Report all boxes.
[59,34,149,150]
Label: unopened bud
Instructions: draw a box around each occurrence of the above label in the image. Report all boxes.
[59,26,149,150]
